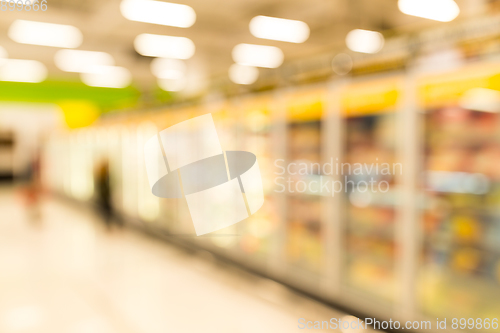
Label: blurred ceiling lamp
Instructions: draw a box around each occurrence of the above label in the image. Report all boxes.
[55,50,114,73]
[398,0,459,22]
[134,34,195,59]
[229,64,259,85]
[158,78,186,92]
[345,29,384,54]
[0,46,7,66]
[120,0,195,28]
[460,88,500,113]
[8,20,82,48]
[150,58,186,79]
[331,53,353,75]
[0,59,47,83]
[80,66,132,88]
[249,15,309,43]
[232,43,284,68]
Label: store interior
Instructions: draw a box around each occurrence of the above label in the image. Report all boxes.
[1,0,500,332]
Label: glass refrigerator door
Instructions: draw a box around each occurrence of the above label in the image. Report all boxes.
[237,102,279,258]
[343,112,398,302]
[287,120,323,274]
[420,105,500,321]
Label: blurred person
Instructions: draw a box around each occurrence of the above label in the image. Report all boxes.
[95,160,121,231]
[21,151,43,225]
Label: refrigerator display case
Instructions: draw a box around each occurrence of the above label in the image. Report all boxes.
[233,95,281,260]
[340,78,402,302]
[203,103,242,248]
[285,88,325,275]
[418,64,500,321]
[43,61,500,333]
[155,107,199,236]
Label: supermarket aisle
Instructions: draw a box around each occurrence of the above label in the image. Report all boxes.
[0,186,361,333]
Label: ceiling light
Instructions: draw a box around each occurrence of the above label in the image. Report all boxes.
[398,0,459,22]
[134,34,195,59]
[345,29,384,54]
[158,78,186,92]
[232,43,284,68]
[331,53,353,75]
[249,16,309,43]
[55,50,114,73]
[0,59,47,83]
[151,58,186,79]
[120,0,196,28]
[81,66,132,88]
[8,20,82,48]
[229,64,259,85]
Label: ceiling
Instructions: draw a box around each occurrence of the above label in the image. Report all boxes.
[0,0,491,95]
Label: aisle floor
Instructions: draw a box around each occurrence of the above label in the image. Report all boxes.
[0,186,368,333]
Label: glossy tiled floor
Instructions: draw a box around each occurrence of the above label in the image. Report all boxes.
[0,186,366,333]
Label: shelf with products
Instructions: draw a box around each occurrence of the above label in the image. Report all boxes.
[285,88,325,274]
[204,102,249,251]
[231,95,281,259]
[40,55,500,331]
[418,64,500,322]
[161,107,203,236]
[340,77,402,302]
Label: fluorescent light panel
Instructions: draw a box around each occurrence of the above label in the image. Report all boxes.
[229,64,259,85]
[9,20,82,48]
[249,16,309,43]
[120,0,195,28]
[398,0,459,22]
[232,43,284,68]
[0,59,47,83]
[345,29,384,54]
[55,50,114,73]
[134,34,195,59]
[81,66,132,88]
